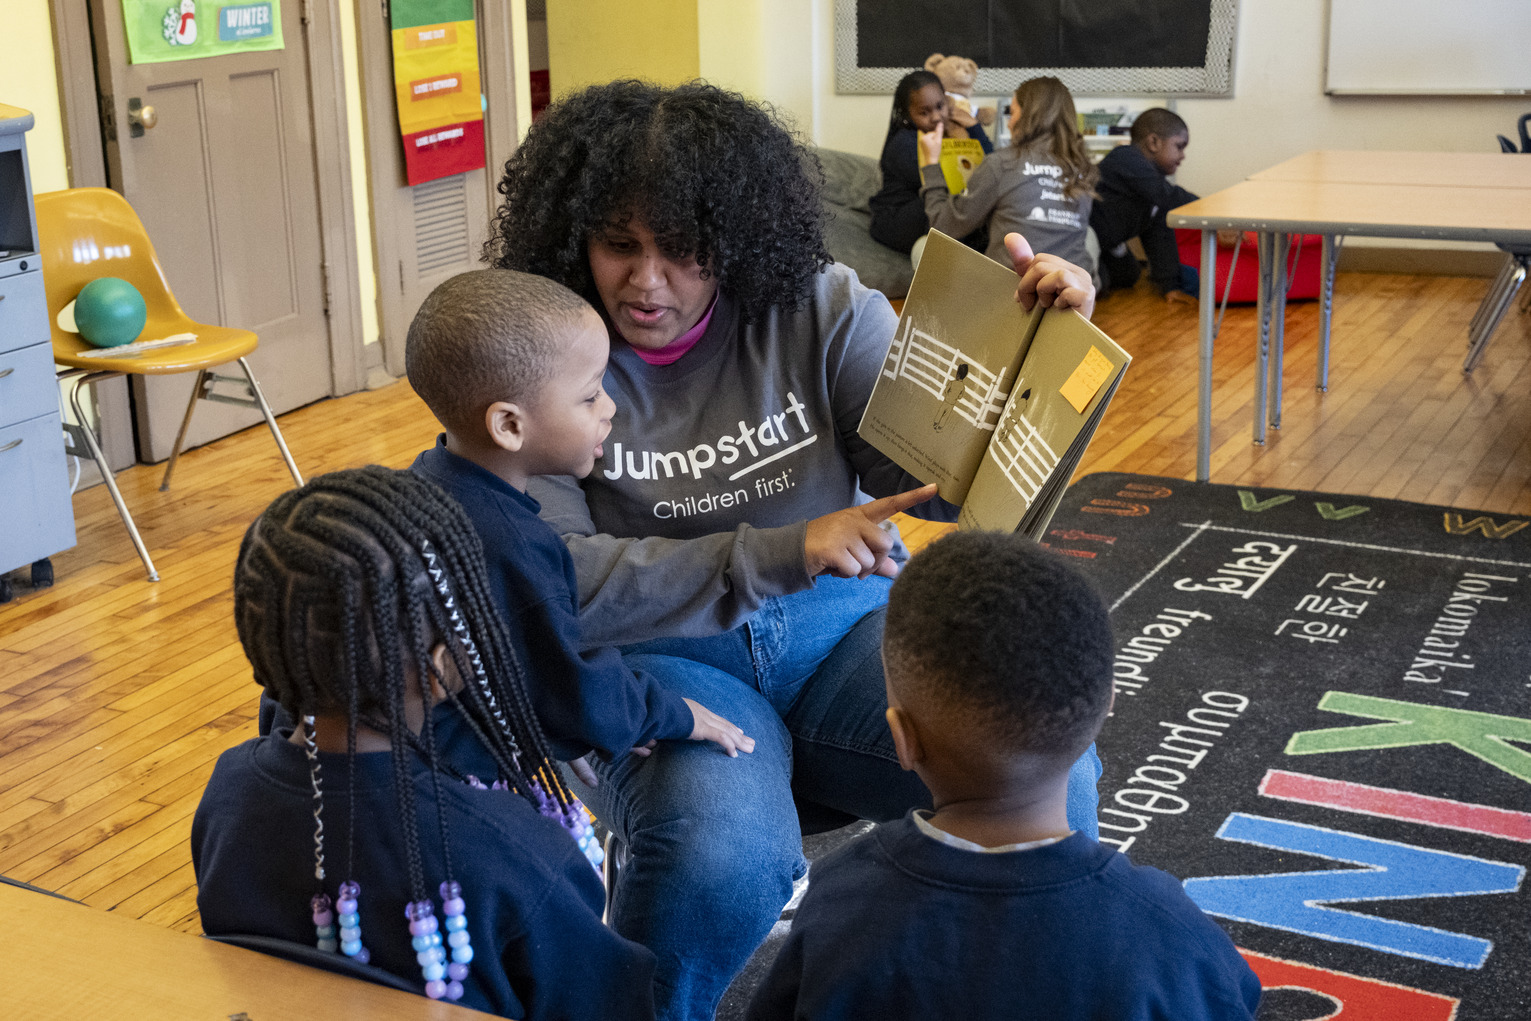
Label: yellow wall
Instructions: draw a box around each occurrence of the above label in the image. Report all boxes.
[0,0,70,193]
[546,0,700,97]
[334,0,380,346]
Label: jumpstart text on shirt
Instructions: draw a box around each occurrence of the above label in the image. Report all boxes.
[602,392,816,484]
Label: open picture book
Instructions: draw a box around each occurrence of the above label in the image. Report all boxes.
[858,230,1131,539]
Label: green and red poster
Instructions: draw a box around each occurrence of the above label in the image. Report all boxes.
[390,0,485,186]
[121,0,283,64]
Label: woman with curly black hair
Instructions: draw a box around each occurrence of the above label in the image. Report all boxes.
[484,79,1099,1021]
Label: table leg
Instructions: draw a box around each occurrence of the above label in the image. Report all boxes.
[1253,232,1273,445]
[1196,228,1216,482]
[1270,233,1291,430]
[1317,235,1337,392]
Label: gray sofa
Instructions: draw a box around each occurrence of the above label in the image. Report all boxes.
[816,147,915,300]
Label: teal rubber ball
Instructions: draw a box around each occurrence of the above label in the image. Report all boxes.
[74,277,147,348]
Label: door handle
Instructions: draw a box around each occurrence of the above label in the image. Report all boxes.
[128,98,157,137]
[0,438,21,454]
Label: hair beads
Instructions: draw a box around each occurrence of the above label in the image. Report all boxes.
[408,898,453,1000]
[311,892,338,953]
[441,880,473,997]
[336,880,370,963]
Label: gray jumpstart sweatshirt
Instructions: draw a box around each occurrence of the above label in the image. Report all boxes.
[921,139,1094,275]
[526,263,957,649]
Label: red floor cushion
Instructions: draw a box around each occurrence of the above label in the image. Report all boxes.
[1175,229,1324,303]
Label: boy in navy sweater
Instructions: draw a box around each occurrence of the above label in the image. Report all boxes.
[1091,107,1201,303]
[407,269,752,765]
[747,532,1261,1021]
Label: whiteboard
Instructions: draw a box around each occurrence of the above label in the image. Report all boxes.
[1327,0,1531,94]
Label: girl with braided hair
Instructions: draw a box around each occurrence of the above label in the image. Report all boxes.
[486,79,1101,1021]
[191,467,656,1020]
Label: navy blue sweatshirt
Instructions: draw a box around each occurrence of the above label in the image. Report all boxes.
[411,439,693,760]
[747,817,1261,1021]
[192,732,656,1020]
[1089,144,1199,294]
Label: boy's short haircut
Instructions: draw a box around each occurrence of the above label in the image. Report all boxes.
[406,268,594,435]
[884,531,1113,759]
[1130,107,1188,147]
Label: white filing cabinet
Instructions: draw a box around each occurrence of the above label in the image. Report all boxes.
[0,104,76,601]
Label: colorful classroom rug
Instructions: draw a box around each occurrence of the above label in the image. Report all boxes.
[1046,473,1531,1021]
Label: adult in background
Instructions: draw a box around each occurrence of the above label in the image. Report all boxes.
[484,79,1099,1021]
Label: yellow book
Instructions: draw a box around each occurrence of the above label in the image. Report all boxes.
[939,138,986,195]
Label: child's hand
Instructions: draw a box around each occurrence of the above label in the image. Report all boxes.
[917,121,945,168]
[1005,233,1097,320]
[683,699,755,757]
[568,755,601,789]
[804,484,940,579]
[1165,289,1197,305]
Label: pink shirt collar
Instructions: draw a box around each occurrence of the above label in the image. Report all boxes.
[629,292,720,366]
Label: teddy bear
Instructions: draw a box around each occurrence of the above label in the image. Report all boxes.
[924,53,996,129]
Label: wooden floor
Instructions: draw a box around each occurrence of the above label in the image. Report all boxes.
[2,269,1528,934]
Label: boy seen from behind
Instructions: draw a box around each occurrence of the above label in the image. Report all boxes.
[747,531,1261,1021]
[407,269,753,768]
[1091,107,1201,303]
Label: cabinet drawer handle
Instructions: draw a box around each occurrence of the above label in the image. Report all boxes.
[0,368,12,380]
[0,438,21,454]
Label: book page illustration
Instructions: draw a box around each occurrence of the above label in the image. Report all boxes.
[985,386,1058,510]
[858,231,1041,505]
[960,318,1130,536]
[880,317,1011,434]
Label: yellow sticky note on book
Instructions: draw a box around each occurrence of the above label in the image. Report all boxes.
[1059,345,1114,413]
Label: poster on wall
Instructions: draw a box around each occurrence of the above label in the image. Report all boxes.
[121,0,284,64]
[390,0,486,186]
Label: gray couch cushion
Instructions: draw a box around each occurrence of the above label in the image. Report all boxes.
[816,147,883,213]
[814,147,914,299]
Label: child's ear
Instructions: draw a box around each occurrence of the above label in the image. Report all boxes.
[485,400,527,453]
[885,706,924,772]
[427,642,456,701]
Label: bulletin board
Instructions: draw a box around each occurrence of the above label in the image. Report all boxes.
[390,0,486,186]
[834,0,1239,97]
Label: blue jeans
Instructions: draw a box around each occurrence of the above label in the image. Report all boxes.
[571,576,1102,1021]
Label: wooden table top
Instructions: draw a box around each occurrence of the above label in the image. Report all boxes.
[1248,149,1531,189]
[1,883,497,1020]
[1166,178,1531,243]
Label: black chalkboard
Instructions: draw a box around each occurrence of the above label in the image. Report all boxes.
[834,0,1238,97]
[857,0,1212,70]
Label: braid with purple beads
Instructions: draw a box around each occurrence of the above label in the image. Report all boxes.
[233,467,590,1002]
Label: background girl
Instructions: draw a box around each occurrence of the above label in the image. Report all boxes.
[869,69,992,257]
[918,75,1098,276]
[192,467,655,1020]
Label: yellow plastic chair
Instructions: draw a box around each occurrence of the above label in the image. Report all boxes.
[34,187,303,581]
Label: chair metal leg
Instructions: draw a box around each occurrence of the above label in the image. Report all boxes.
[63,372,159,582]
[237,357,303,488]
[160,369,210,492]
[1464,255,1528,374]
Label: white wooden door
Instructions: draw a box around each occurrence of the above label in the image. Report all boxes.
[90,0,333,461]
